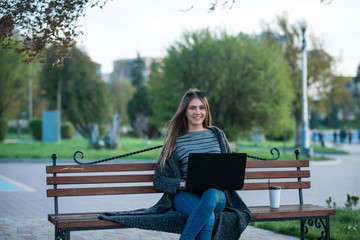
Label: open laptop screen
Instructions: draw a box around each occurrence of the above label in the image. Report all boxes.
[185,153,247,191]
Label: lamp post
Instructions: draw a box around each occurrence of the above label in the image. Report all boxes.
[301,22,311,157]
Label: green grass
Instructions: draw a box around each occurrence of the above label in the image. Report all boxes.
[250,208,360,240]
[1,132,347,161]
[0,136,163,161]
[236,139,347,161]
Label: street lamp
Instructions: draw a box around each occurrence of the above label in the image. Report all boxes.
[300,22,311,157]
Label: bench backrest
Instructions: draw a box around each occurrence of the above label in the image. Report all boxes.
[46,160,310,198]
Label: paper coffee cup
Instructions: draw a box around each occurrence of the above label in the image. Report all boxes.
[269,185,281,208]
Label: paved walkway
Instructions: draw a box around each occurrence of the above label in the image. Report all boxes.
[1,141,359,239]
[0,217,298,240]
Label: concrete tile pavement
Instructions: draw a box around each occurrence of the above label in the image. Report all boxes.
[0,217,298,240]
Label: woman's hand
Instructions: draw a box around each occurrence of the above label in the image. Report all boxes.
[179,181,186,189]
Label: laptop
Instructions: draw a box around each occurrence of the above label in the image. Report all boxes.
[185,153,247,191]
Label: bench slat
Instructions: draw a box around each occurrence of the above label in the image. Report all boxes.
[46,160,310,174]
[242,181,310,190]
[47,186,161,197]
[47,170,310,186]
[47,174,154,185]
[245,170,310,179]
[246,160,309,168]
[46,163,156,174]
[57,218,124,229]
[48,204,335,229]
[47,181,310,197]
[249,204,336,220]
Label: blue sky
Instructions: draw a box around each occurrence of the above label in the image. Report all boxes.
[78,0,360,76]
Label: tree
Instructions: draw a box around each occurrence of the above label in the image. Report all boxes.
[328,77,355,124]
[127,52,153,138]
[0,0,111,66]
[0,38,38,118]
[128,85,152,138]
[262,13,337,146]
[130,52,146,87]
[41,46,112,137]
[149,29,294,140]
[109,79,136,125]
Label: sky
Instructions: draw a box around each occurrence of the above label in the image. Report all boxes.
[77,0,360,76]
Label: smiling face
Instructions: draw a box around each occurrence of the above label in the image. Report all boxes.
[186,98,206,132]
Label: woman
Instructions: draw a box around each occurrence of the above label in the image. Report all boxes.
[99,88,251,240]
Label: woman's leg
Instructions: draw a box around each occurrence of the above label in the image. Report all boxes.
[174,188,226,240]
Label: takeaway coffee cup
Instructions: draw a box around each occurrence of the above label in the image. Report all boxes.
[269,185,281,208]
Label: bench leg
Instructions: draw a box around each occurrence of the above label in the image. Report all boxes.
[65,230,70,240]
[55,227,70,240]
[55,227,60,240]
[300,219,305,240]
[325,217,330,240]
[301,217,331,240]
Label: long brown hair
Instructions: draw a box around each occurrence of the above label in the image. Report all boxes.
[157,88,212,167]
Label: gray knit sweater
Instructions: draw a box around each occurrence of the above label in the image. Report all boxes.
[98,126,252,240]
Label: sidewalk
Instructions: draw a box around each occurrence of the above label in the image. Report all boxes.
[0,217,298,240]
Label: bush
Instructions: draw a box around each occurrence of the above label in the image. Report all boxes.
[0,118,8,142]
[61,122,75,139]
[265,119,296,141]
[29,118,42,140]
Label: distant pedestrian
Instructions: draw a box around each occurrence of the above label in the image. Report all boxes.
[333,130,338,143]
[348,129,353,144]
[312,129,317,142]
[319,131,325,147]
[358,129,360,143]
[340,128,347,143]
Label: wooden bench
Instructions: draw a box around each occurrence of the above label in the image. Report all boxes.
[46,150,336,240]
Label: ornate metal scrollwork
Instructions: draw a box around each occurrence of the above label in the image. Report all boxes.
[247,147,280,161]
[73,146,280,165]
[73,145,163,165]
[302,218,329,240]
[55,227,68,240]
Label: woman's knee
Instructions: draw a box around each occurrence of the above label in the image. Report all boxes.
[200,189,226,212]
[203,188,223,199]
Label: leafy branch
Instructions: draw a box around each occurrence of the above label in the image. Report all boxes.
[0,0,109,67]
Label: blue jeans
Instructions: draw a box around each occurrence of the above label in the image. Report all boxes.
[174,188,226,240]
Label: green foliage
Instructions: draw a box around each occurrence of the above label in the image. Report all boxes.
[345,194,359,210]
[40,46,112,138]
[61,122,75,139]
[128,85,153,138]
[0,118,8,141]
[0,0,111,65]
[326,196,337,209]
[109,79,136,124]
[149,29,294,140]
[29,118,42,140]
[252,208,360,240]
[130,52,146,87]
[326,77,355,125]
[265,117,296,141]
[0,39,38,118]
[128,85,152,123]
